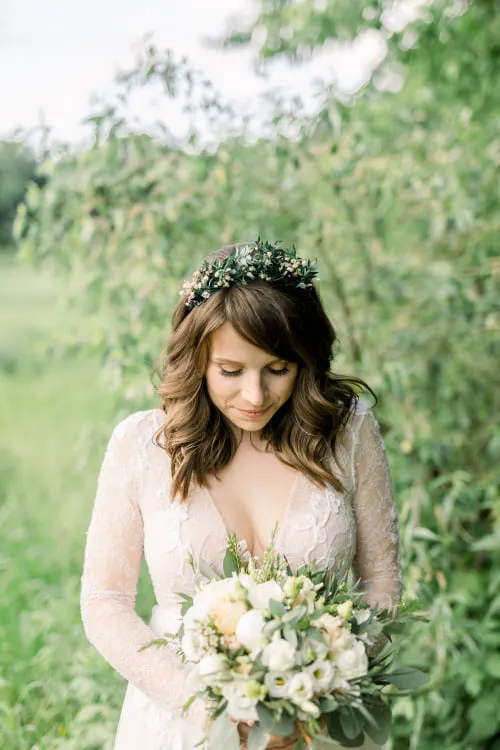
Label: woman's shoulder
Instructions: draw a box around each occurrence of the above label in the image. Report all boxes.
[108,407,165,445]
[337,397,377,452]
[344,397,373,428]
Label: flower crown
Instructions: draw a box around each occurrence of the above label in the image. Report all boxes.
[180,238,319,312]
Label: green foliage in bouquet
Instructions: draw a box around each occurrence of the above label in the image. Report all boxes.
[152,532,429,750]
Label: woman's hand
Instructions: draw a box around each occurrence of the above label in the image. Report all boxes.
[236,719,299,749]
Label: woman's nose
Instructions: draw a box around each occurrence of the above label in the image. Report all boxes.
[241,375,268,407]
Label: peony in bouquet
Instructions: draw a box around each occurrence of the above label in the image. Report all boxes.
[148,532,427,749]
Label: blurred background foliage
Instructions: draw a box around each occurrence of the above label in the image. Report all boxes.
[0,140,42,250]
[1,0,499,748]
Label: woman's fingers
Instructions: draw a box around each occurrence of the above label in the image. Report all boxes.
[229,716,255,726]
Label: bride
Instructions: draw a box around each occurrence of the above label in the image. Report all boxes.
[80,240,402,749]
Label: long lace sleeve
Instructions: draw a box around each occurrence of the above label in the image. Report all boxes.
[80,414,194,716]
[350,407,403,611]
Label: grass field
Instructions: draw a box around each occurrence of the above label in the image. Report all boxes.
[0,256,154,749]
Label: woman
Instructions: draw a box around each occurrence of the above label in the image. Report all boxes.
[80,240,402,750]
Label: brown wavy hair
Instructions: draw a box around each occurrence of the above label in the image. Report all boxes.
[153,242,376,502]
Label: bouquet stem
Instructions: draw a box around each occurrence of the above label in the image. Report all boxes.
[297,721,312,746]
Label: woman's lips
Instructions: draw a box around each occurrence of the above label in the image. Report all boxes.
[237,407,270,419]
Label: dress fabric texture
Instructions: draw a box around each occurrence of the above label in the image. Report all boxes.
[80,403,402,750]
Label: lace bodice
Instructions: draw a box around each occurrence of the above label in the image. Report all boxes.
[80,403,402,722]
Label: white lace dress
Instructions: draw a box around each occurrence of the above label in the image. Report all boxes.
[80,402,402,750]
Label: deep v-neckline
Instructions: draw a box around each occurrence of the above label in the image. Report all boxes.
[202,471,303,556]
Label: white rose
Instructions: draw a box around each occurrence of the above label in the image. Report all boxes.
[195,578,238,613]
[288,672,314,704]
[198,654,229,686]
[315,614,352,652]
[336,639,368,680]
[236,610,267,652]
[223,682,259,722]
[314,613,343,631]
[262,638,296,672]
[212,598,248,636]
[305,659,334,692]
[264,671,292,698]
[248,581,285,612]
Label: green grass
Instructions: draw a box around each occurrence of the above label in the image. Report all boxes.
[0,256,147,749]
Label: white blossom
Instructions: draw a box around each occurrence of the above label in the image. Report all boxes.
[300,700,320,717]
[335,639,368,680]
[223,682,259,722]
[181,630,209,662]
[198,654,230,686]
[288,672,314,704]
[262,638,296,672]
[305,659,334,692]
[248,580,285,612]
[236,610,267,652]
[264,671,293,698]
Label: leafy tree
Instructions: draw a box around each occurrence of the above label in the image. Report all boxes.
[0,140,41,250]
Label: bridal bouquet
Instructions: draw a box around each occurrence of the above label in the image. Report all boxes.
[149,534,427,749]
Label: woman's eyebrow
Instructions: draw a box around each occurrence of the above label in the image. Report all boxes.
[213,357,285,366]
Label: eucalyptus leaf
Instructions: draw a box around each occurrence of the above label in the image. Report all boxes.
[339,706,366,740]
[282,605,308,624]
[318,697,338,713]
[223,549,239,578]
[283,625,298,648]
[248,723,269,750]
[256,703,295,736]
[363,698,392,745]
[326,712,365,748]
[207,711,240,750]
[270,712,295,737]
[198,558,222,581]
[312,734,341,747]
[269,598,287,617]
[256,703,274,732]
[306,626,324,642]
[383,668,429,690]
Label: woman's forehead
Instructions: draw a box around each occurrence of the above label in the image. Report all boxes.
[209,322,285,365]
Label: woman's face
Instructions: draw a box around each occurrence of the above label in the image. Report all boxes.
[205,322,298,434]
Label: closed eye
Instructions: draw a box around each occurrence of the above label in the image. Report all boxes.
[219,367,290,377]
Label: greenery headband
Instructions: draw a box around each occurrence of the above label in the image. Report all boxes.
[180,238,319,312]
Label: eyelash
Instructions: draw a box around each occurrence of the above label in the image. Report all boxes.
[219,367,290,378]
